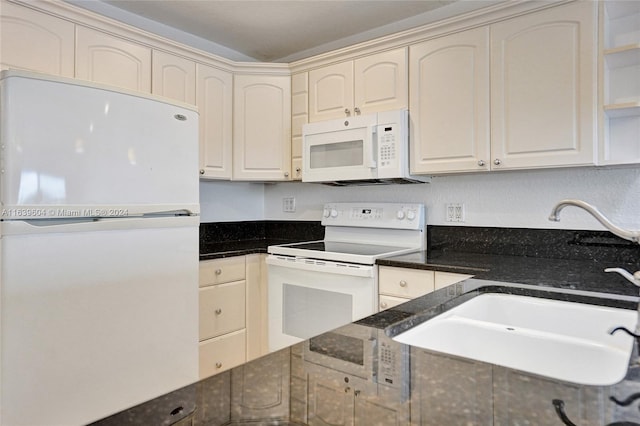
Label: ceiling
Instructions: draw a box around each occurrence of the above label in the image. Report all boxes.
[72,0,500,63]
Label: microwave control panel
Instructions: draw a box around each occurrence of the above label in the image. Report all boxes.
[377,123,398,168]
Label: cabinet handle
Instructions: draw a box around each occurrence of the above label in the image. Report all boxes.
[354,107,361,115]
[399,280,407,287]
[215,268,222,275]
[354,390,361,397]
[199,169,205,175]
[344,108,351,116]
[215,362,222,369]
[494,158,502,166]
[215,308,222,315]
[477,160,485,167]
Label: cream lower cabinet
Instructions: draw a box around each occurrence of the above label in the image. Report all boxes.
[75,26,152,93]
[199,256,247,379]
[233,74,292,181]
[199,254,267,379]
[378,266,472,311]
[410,1,597,174]
[0,0,75,77]
[308,47,408,122]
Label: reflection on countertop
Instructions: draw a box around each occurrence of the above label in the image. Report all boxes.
[93,224,640,425]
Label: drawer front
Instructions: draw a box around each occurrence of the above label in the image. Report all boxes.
[199,280,246,340]
[379,266,435,298]
[199,256,246,287]
[434,271,473,291]
[199,329,246,379]
[379,294,409,311]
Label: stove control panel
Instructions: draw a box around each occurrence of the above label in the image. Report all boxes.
[321,203,425,229]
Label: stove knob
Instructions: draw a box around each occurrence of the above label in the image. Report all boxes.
[323,208,331,218]
[407,210,417,221]
[330,209,339,218]
[396,210,405,220]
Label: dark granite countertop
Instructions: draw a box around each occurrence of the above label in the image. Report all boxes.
[199,238,281,260]
[93,224,640,425]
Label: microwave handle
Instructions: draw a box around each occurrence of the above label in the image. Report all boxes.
[366,125,377,169]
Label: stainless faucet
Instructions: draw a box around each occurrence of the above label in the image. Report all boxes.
[548,199,640,244]
[549,199,640,288]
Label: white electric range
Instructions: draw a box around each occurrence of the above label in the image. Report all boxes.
[266,202,426,352]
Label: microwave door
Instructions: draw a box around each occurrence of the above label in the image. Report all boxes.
[303,125,377,182]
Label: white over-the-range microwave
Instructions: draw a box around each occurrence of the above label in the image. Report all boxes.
[302,109,430,185]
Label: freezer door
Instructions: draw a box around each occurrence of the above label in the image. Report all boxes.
[0,216,199,426]
[0,71,199,218]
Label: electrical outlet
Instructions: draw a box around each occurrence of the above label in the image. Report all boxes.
[445,203,465,222]
[282,197,296,213]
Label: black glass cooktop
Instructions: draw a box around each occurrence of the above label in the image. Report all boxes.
[281,241,409,256]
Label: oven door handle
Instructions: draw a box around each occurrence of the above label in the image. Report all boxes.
[266,255,375,278]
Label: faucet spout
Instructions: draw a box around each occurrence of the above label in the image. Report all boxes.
[548,199,640,244]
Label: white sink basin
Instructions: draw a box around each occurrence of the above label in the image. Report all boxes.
[392,293,637,385]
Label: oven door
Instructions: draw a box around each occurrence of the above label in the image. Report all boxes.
[266,255,377,353]
[302,115,378,183]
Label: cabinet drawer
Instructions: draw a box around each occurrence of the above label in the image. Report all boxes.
[434,271,473,291]
[379,266,434,298]
[199,329,246,379]
[199,257,246,287]
[199,280,246,340]
[379,294,409,311]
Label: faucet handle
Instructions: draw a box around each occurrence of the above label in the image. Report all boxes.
[605,267,640,287]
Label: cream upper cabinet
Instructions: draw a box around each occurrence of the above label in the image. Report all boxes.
[410,27,491,174]
[308,47,407,122]
[0,1,74,77]
[151,50,196,104]
[197,64,233,180]
[410,2,597,175]
[490,1,597,170]
[76,26,152,93]
[291,72,308,181]
[233,74,292,181]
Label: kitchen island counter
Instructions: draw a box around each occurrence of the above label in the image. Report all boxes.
[94,249,640,425]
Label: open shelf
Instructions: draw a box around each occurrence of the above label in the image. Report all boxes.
[604,44,640,68]
[604,102,640,118]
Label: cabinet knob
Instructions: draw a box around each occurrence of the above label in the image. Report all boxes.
[215,362,222,369]
[354,107,361,115]
[399,280,407,287]
[344,386,351,393]
[354,390,361,397]
[215,268,222,275]
[380,302,388,309]
[284,171,290,178]
[344,108,351,116]
[215,308,222,315]
[199,169,205,175]
[477,160,485,167]
[494,158,502,166]
[296,167,301,173]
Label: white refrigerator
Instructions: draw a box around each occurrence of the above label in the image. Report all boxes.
[0,71,200,425]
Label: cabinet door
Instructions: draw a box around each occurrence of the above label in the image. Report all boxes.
[308,374,354,426]
[233,74,291,181]
[76,26,151,93]
[1,1,74,77]
[309,61,354,122]
[354,47,408,115]
[230,349,290,422]
[291,72,308,181]
[151,50,196,104]
[493,366,603,425]
[410,349,493,425]
[197,64,233,179]
[490,1,597,170]
[410,27,490,174]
